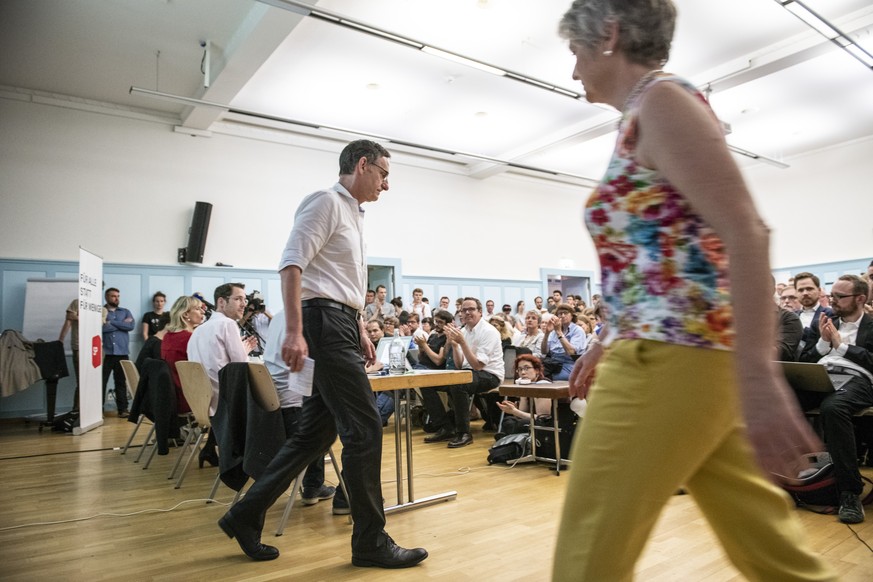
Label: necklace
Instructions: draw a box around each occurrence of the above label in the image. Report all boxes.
[622,69,663,113]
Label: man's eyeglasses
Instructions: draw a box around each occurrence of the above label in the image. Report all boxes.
[829,292,861,301]
[368,161,389,181]
[460,307,478,313]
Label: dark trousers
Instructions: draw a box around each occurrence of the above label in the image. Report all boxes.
[227,306,386,552]
[102,354,128,411]
[795,375,873,494]
[281,406,325,490]
[420,370,500,434]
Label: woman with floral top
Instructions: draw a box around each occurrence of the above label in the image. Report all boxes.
[552,1,835,581]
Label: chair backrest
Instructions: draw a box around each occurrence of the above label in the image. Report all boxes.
[503,347,518,381]
[119,360,140,398]
[175,361,213,428]
[247,362,281,412]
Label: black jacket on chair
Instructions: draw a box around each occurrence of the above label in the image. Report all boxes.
[129,358,177,455]
[213,362,285,492]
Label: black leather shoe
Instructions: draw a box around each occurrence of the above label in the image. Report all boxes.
[424,427,455,443]
[447,433,473,448]
[199,448,219,469]
[218,515,279,561]
[352,536,428,569]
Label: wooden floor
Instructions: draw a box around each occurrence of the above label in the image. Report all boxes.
[1,416,872,581]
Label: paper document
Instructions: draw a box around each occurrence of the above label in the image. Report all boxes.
[289,356,315,396]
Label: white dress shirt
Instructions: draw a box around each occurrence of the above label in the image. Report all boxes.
[187,311,250,415]
[814,318,873,384]
[460,318,505,381]
[278,183,367,310]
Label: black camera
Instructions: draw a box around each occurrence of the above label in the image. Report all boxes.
[246,290,265,313]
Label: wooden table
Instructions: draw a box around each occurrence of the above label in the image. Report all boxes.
[370,369,472,513]
[498,381,571,475]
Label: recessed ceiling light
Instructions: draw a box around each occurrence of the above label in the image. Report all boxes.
[474,111,488,118]
[366,83,380,90]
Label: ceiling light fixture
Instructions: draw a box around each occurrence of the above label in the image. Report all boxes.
[774,0,873,69]
[257,0,584,99]
[129,85,599,185]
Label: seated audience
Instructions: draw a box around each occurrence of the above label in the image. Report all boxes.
[489,314,514,348]
[513,310,545,358]
[187,283,258,467]
[796,274,873,524]
[779,286,801,312]
[413,310,451,370]
[793,271,833,350]
[541,303,587,380]
[409,288,432,319]
[497,354,553,430]
[365,284,394,320]
[363,321,393,426]
[160,295,204,415]
[513,301,526,331]
[382,316,399,337]
[420,317,434,336]
[421,298,504,448]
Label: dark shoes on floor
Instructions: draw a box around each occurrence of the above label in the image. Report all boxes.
[424,427,455,443]
[218,515,279,561]
[838,491,865,524]
[352,535,428,569]
[198,448,219,469]
[117,410,129,419]
[301,484,336,506]
[447,433,473,448]
[332,490,351,515]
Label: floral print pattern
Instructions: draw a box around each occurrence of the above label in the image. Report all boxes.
[585,73,734,351]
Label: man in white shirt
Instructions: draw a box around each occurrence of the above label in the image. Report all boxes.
[217,140,427,568]
[409,288,431,319]
[187,283,256,416]
[798,274,873,524]
[421,297,504,448]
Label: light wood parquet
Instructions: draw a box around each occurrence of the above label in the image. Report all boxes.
[1,416,871,581]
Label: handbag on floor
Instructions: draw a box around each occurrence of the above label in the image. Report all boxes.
[779,453,873,514]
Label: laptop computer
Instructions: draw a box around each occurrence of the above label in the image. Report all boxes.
[374,336,415,372]
[779,361,853,393]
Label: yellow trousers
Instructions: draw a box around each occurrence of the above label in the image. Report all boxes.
[552,340,836,582]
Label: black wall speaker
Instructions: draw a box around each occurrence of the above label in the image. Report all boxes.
[185,201,212,263]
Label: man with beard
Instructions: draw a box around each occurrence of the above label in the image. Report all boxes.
[794,271,833,349]
[798,274,873,523]
[101,287,135,417]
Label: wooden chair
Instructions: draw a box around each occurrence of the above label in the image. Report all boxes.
[174,361,214,489]
[119,359,154,457]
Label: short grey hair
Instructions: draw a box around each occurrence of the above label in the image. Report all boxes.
[558,0,676,67]
[339,139,390,175]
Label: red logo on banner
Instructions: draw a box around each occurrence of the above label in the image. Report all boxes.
[92,336,102,368]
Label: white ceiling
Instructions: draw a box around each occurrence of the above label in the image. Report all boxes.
[2,0,873,184]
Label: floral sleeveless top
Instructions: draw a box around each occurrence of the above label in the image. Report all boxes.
[585,73,734,350]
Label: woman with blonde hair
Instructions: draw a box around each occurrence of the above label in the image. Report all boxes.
[161,296,204,416]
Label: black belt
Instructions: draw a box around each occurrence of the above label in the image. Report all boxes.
[828,365,872,385]
[301,298,360,318]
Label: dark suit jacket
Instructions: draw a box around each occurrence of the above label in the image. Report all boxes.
[799,305,835,346]
[129,358,177,455]
[213,362,285,492]
[798,312,873,377]
[776,307,802,362]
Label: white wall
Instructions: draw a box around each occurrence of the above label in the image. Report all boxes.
[744,136,873,268]
[1,95,871,279]
[0,97,597,280]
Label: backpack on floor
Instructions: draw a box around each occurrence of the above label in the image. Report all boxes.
[487,432,530,465]
[780,452,873,514]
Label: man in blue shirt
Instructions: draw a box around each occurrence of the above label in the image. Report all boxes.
[102,287,135,417]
